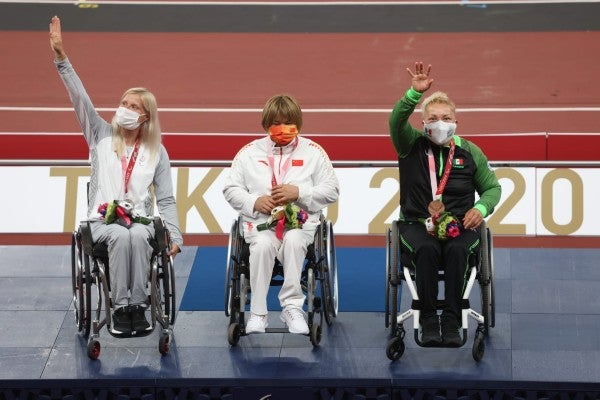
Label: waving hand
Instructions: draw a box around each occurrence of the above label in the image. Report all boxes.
[406,62,433,93]
[49,16,66,61]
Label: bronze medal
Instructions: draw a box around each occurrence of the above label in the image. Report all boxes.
[428,199,445,216]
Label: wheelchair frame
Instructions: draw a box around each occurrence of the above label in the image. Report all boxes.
[70,217,177,359]
[224,214,338,346]
[384,220,495,361]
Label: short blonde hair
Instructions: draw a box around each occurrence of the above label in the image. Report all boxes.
[261,94,303,132]
[421,91,456,116]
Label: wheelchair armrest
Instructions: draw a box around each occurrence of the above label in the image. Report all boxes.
[153,217,169,253]
[80,221,95,255]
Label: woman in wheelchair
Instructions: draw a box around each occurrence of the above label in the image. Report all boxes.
[50,16,182,336]
[389,62,501,347]
[223,94,339,335]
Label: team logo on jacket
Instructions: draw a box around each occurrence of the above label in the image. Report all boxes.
[453,158,465,168]
[292,159,303,166]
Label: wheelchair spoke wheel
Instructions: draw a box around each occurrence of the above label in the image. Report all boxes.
[387,222,400,335]
[70,233,78,311]
[225,218,241,317]
[71,232,83,332]
[488,227,496,329]
[79,254,92,338]
[384,227,391,328]
[320,220,337,326]
[326,221,339,318]
[479,222,492,334]
[164,254,177,326]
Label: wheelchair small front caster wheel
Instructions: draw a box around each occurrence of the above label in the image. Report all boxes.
[87,339,101,360]
[228,323,240,346]
[472,333,485,361]
[310,323,321,346]
[159,333,171,355]
[386,336,405,361]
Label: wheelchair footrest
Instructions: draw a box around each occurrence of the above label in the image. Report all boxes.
[262,327,303,334]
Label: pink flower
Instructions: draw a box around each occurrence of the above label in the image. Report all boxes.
[97,203,108,217]
[447,224,460,238]
[297,210,308,225]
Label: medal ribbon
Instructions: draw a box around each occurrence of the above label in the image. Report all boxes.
[267,138,298,187]
[426,138,455,200]
[120,140,141,194]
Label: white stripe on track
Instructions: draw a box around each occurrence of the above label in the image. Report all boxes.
[1,106,600,113]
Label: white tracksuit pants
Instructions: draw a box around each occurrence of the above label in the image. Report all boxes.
[243,226,316,315]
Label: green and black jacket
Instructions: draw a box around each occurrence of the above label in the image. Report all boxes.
[389,88,502,222]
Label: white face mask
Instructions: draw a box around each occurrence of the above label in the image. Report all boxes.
[423,120,456,145]
[115,106,144,130]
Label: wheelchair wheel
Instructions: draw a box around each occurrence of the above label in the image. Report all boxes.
[385,222,399,335]
[386,336,405,361]
[71,232,84,332]
[321,220,338,326]
[384,227,391,328]
[478,221,494,334]
[472,330,485,362]
[77,249,92,338]
[87,338,101,360]
[151,251,176,328]
[487,226,496,329]
[310,322,322,346]
[159,332,171,355]
[225,218,242,317]
[162,252,177,326]
[228,322,241,346]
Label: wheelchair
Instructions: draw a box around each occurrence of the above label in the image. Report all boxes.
[384,219,495,362]
[224,213,338,346]
[70,217,176,359]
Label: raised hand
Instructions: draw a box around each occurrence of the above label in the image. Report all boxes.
[49,16,66,60]
[406,62,433,93]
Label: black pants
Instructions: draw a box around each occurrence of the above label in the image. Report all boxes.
[399,222,480,320]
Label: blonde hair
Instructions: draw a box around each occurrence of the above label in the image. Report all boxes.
[261,94,303,132]
[111,87,161,160]
[421,91,456,116]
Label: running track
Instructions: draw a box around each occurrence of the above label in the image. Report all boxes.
[1,1,600,162]
[1,1,599,247]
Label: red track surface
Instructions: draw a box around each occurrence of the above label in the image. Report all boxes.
[1,31,600,162]
[1,27,599,245]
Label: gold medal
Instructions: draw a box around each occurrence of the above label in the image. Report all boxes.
[428,199,445,216]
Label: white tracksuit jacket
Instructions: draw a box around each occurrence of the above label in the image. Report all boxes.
[223,135,339,314]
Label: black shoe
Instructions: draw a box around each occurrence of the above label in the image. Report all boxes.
[112,306,132,335]
[130,305,151,333]
[420,314,442,346]
[441,313,462,347]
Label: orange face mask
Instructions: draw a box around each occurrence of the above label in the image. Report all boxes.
[268,124,298,146]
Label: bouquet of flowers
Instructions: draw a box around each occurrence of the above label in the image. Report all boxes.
[257,203,308,240]
[98,200,151,228]
[424,211,462,241]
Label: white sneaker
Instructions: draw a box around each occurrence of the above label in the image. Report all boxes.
[246,313,268,333]
[280,306,309,334]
